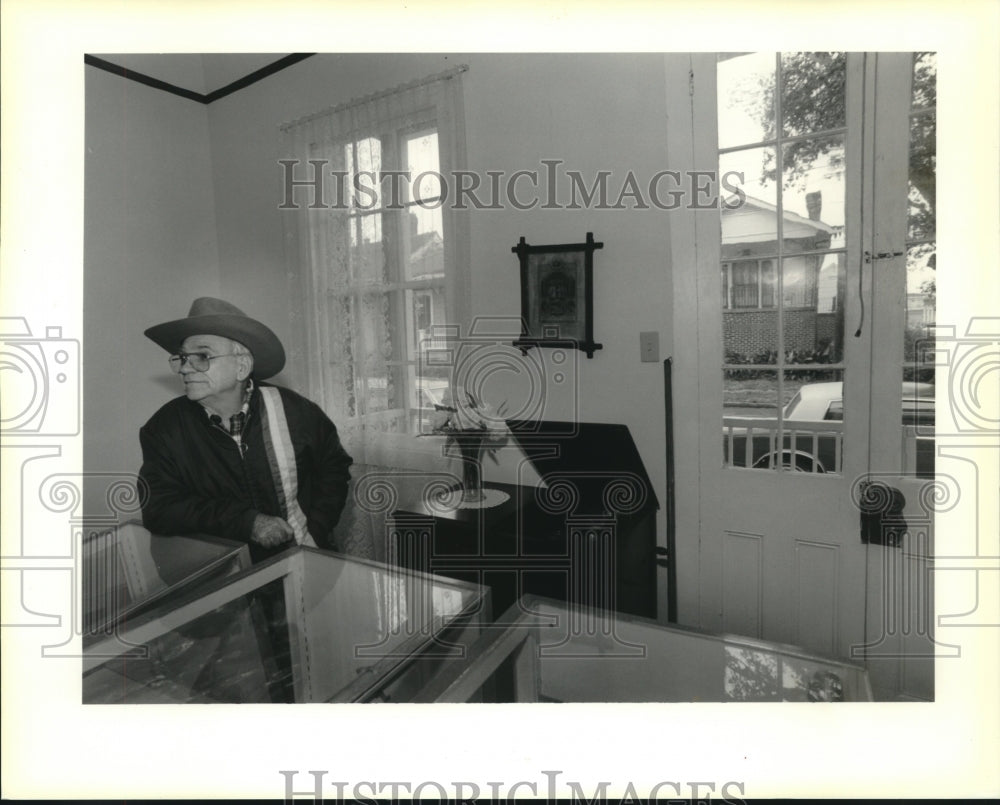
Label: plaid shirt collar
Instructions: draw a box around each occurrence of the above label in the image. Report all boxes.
[204,379,254,450]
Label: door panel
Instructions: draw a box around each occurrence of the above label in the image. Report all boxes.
[721,530,763,636]
[702,53,869,662]
[684,53,935,700]
[793,539,840,656]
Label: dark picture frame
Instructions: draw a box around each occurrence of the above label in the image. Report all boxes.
[511,232,603,358]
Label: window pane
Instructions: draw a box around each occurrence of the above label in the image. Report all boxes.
[717,52,776,149]
[402,205,444,281]
[363,368,404,415]
[731,260,760,308]
[412,369,450,434]
[780,135,845,253]
[345,137,383,211]
[780,52,846,136]
[359,291,404,417]
[406,130,442,204]
[720,147,778,259]
[359,291,396,366]
[407,286,446,360]
[349,213,387,283]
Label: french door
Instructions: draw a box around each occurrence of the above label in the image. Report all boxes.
[669,52,936,700]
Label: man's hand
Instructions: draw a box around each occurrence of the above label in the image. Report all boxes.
[251,513,295,548]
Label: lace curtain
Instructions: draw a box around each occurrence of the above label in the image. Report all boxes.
[280,67,468,559]
[281,66,467,458]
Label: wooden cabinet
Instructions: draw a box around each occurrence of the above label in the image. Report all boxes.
[391,421,659,620]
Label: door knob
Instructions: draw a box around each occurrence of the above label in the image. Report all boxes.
[858,480,906,547]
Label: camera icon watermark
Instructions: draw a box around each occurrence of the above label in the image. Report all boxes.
[923,318,999,435]
[0,317,81,436]
[416,316,581,436]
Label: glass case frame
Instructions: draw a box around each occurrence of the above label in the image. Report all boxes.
[83,546,490,704]
[82,521,251,643]
[415,595,874,703]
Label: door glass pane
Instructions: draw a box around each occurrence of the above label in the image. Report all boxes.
[722,368,777,470]
[781,368,845,474]
[904,242,935,478]
[781,256,815,309]
[717,52,776,149]
[720,147,778,255]
[723,260,779,362]
[781,134,846,253]
[901,53,936,478]
[780,52,847,136]
[720,52,850,474]
[781,254,845,365]
[803,252,846,364]
[905,245,936,354]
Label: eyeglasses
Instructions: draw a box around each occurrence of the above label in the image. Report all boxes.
[168,352,239,373]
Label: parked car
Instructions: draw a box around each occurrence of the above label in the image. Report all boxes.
[724,381,934,476]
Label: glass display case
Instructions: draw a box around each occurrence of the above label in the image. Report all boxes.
[83,546,490,704]
[415,595,873,702]
[82,522,251,641]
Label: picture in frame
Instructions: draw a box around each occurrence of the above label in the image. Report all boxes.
[511,232,603,358]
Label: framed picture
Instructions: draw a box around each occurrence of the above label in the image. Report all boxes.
[511,232,603,358]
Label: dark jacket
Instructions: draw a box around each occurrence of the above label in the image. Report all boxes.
[138,382,353,562]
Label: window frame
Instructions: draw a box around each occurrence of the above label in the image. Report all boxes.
[325,119,452,439]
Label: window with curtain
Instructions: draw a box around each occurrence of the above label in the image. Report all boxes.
[281,67,469,464]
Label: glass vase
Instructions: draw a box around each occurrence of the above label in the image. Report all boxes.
[455,434,486,503]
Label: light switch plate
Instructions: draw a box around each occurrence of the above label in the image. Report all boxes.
[640,331,659,363]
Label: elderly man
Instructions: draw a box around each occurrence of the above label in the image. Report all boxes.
[139,297,353,563]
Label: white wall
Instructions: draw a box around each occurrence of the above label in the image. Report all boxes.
[84,65,221,514]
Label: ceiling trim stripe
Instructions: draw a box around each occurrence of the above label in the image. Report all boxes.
[203,54,316,103]
[84,53,316,104]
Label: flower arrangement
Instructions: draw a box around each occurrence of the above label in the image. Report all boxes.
[427,386,510,463]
